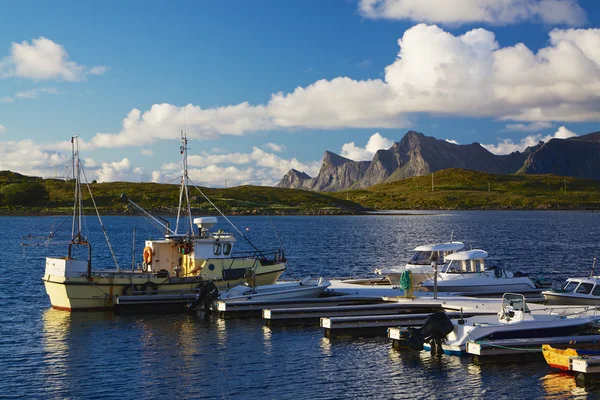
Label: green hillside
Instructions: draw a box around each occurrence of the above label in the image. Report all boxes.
[0,171,363,215]
[329,168,600,210]
[1,168,599,215]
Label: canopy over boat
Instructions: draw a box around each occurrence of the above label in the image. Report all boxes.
[446,249,488,261]
[413,242,464,252]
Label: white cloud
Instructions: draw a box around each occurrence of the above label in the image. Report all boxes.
[77,25,600,149]
[0,37,107,81]
[264,142,286,152]
[341,132,394,161]
[0,124,6,133]
[90,103,274,148]
[141,148,153,156]
[358,0,587,26]
[0,96,13,103]
[15,87,59,99]
[445,139,459,144]
[95,158,148,182]
[483,125,578,154]
[0,139,70,177]
[553,125,577,139]
[505,121,553,132]
[155,147,320,187]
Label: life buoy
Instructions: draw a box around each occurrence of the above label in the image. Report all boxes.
[122,284,139,296]
[143,246,153,264]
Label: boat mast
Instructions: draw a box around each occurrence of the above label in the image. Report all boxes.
[70,135,83,243]
[175,130,194,236]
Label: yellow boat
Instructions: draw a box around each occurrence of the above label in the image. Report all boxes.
[43,134,286,311]
[542,345,581,371]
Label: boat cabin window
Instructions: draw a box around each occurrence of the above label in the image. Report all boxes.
[410,251,443,265]
[213,243,222,256]
[562,281,580,292]
[576,283,594,294]
[592,285,600,296]
[444,258,485,273]
[223,242,232,256]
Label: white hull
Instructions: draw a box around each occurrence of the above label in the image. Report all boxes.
[220,279,330,302]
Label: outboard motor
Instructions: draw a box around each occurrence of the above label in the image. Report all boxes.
[406,312,454,356]
[187,281,219,315]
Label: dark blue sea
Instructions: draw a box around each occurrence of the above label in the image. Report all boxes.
[2,211,600,399]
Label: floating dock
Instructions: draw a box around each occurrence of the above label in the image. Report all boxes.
[263,303,444,327]
[214,296,389,318]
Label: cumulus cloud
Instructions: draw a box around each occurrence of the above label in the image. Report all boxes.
[505,121,553,132]
[140,148,153,156]
[341,132,394,161]
[77,25,600,149]
[483,125,577,154]
[264,142,286,152]
[15,87,59,99]
[0,124,6,133]
[0,96,13,103]
[0,37,107,81]
[95,158,148,182]
[90,103,274,148]
[156,147,320,187]
[358,0,587,26]
[0,140,70,177]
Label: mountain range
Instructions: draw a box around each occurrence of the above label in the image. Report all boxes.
[277,130,600,192]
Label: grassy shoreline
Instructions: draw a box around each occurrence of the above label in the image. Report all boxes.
[1,168,599,216]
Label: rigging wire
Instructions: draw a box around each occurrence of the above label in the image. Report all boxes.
[81,166,120,271]
[189,178,266,259]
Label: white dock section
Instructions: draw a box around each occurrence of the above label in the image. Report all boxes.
[263,303,444,326]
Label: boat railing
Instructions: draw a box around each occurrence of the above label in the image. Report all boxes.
[546,305,600,319]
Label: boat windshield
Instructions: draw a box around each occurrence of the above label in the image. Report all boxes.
[576,283,594,294]
[562,281,580,292]
[501,293,529,313]
[410,251,444,265]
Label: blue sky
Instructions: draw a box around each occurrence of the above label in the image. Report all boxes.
[0,0,599,185]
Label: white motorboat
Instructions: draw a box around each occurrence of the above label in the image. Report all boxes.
[376,242,464,286]
[406,293,600,356]
[542,276,600,305]
[419,249,537,294]
[218,277,331,303]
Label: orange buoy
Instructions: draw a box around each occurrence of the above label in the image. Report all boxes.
[143,246,153,264]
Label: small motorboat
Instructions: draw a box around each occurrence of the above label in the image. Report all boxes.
[218,277,330,303]
[542,277,600,305]
[541,259,600,306]
[376,241,464,286]
[541,345,600,370]
[406,293,600,356]
[419,249,538,294]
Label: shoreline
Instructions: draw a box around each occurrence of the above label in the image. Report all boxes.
[0,208,597,217]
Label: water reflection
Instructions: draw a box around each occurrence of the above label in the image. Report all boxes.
[541,372,590,399]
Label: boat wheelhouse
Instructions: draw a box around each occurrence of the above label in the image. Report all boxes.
[419,249,537,293]
[542,277,600,305]
[377,241,464,286]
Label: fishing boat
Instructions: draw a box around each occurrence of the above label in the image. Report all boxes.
[42,134,286,311]
[419,249,538,293]
[406,293,600,356]
[376,241,465,286]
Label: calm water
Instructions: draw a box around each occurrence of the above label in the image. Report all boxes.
[2,211,600,399]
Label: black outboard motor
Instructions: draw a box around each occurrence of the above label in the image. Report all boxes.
[187,281,219,315]
[405,312,454,356]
